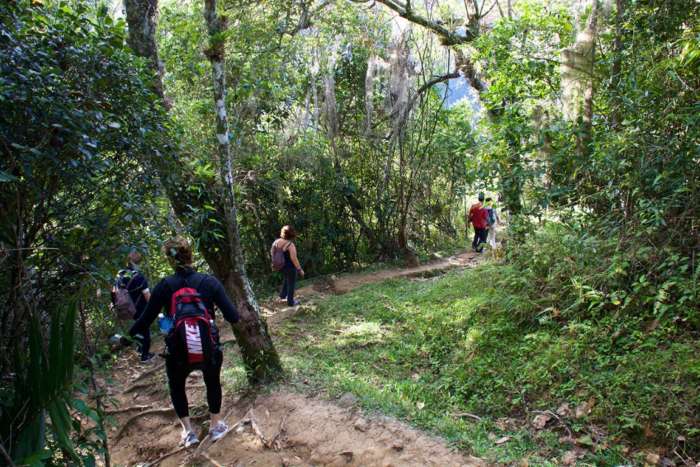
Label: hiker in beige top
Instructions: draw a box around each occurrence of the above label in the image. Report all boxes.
[271,225,304,306]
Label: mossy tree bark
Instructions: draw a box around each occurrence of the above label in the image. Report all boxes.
[202,0,282,383]
[123,0,282,384]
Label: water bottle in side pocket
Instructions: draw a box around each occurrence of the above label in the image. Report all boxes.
[158,313,174,335]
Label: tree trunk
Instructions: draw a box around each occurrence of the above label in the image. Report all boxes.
[561,0,598,157]
[124,0,168,107]
[610,0,625,129]
[579,1,597,155]
[123,0,282,384]
[202,0,282,383]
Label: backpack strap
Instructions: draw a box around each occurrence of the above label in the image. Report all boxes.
[194,274,208,290]
[128,271,147,308]
[274,239,292,251]
[116,269,138,290]
[166,272,208,305]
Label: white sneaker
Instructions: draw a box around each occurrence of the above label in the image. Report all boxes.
[209,421,229,442]
[181,430,199,448]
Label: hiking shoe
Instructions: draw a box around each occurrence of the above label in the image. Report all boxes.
[290,299,301,306]
[140,352,156,363]
[209,421,229,442]
[181,430,199,448]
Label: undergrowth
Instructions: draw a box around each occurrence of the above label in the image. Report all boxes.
[230,222,700,465]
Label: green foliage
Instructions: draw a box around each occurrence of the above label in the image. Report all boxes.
[271,248,698,462]
[470,0,574,216]
[9,307,82,465]
[2,0,698,462]
[0,1,172,462]
[506,222,700,328]
[157,1,478,280]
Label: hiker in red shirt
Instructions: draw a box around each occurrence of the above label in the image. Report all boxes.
[468,193,488,253]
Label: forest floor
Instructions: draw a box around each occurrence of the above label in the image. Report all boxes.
[102,250,487,467]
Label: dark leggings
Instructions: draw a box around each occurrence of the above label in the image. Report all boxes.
[279,267,297,306]
[133,308,150,358]
[472,227,488,252]
[165,352,223,418]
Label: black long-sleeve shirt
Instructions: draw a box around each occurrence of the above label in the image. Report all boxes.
[110,265,149,317]
[130,268,239,338]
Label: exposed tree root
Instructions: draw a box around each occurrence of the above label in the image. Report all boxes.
[104,404,152,415]
[121,381,152,395]
[130,362,165,384]
[144,445,188,467]
[200,452,224,467]
[115,407,175,440]
[189,408,252,464]
[191,412,209,422]
[454,412,482,422]
[248,411,270,447]
[222,410,256,442]
[269,408,295,450]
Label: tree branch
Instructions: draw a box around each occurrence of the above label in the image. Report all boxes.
[0,441,15,467]
[352,0,474,45]
[371,71,460,130]
[481,1,498,18]
[415,71,461,96]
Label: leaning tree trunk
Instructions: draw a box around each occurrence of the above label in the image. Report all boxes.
[123,0,282,384]
[202,0,282,383]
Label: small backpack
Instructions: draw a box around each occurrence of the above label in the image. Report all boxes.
[114,271,138,320]
[270,240,289,271]
[487,208,496,226]
[165,275,218,365]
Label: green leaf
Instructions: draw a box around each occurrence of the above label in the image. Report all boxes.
[47,398,79,461]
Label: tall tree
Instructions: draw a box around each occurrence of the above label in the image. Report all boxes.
[561,0,598,157]
[123,0,282,384]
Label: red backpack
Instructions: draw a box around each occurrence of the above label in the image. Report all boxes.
[165,275,219,365]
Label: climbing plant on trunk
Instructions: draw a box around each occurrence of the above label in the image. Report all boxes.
[123,0,282,384]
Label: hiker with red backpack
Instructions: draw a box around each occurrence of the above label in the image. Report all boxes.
[270,225,304,306]
[111,251,154,362]
[130,237,239,448]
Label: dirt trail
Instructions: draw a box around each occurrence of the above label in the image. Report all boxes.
[298,250,479,297]
[264,250,480,326]
[105,251,484,466]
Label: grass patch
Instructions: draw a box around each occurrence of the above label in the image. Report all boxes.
[265,262,699,464]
